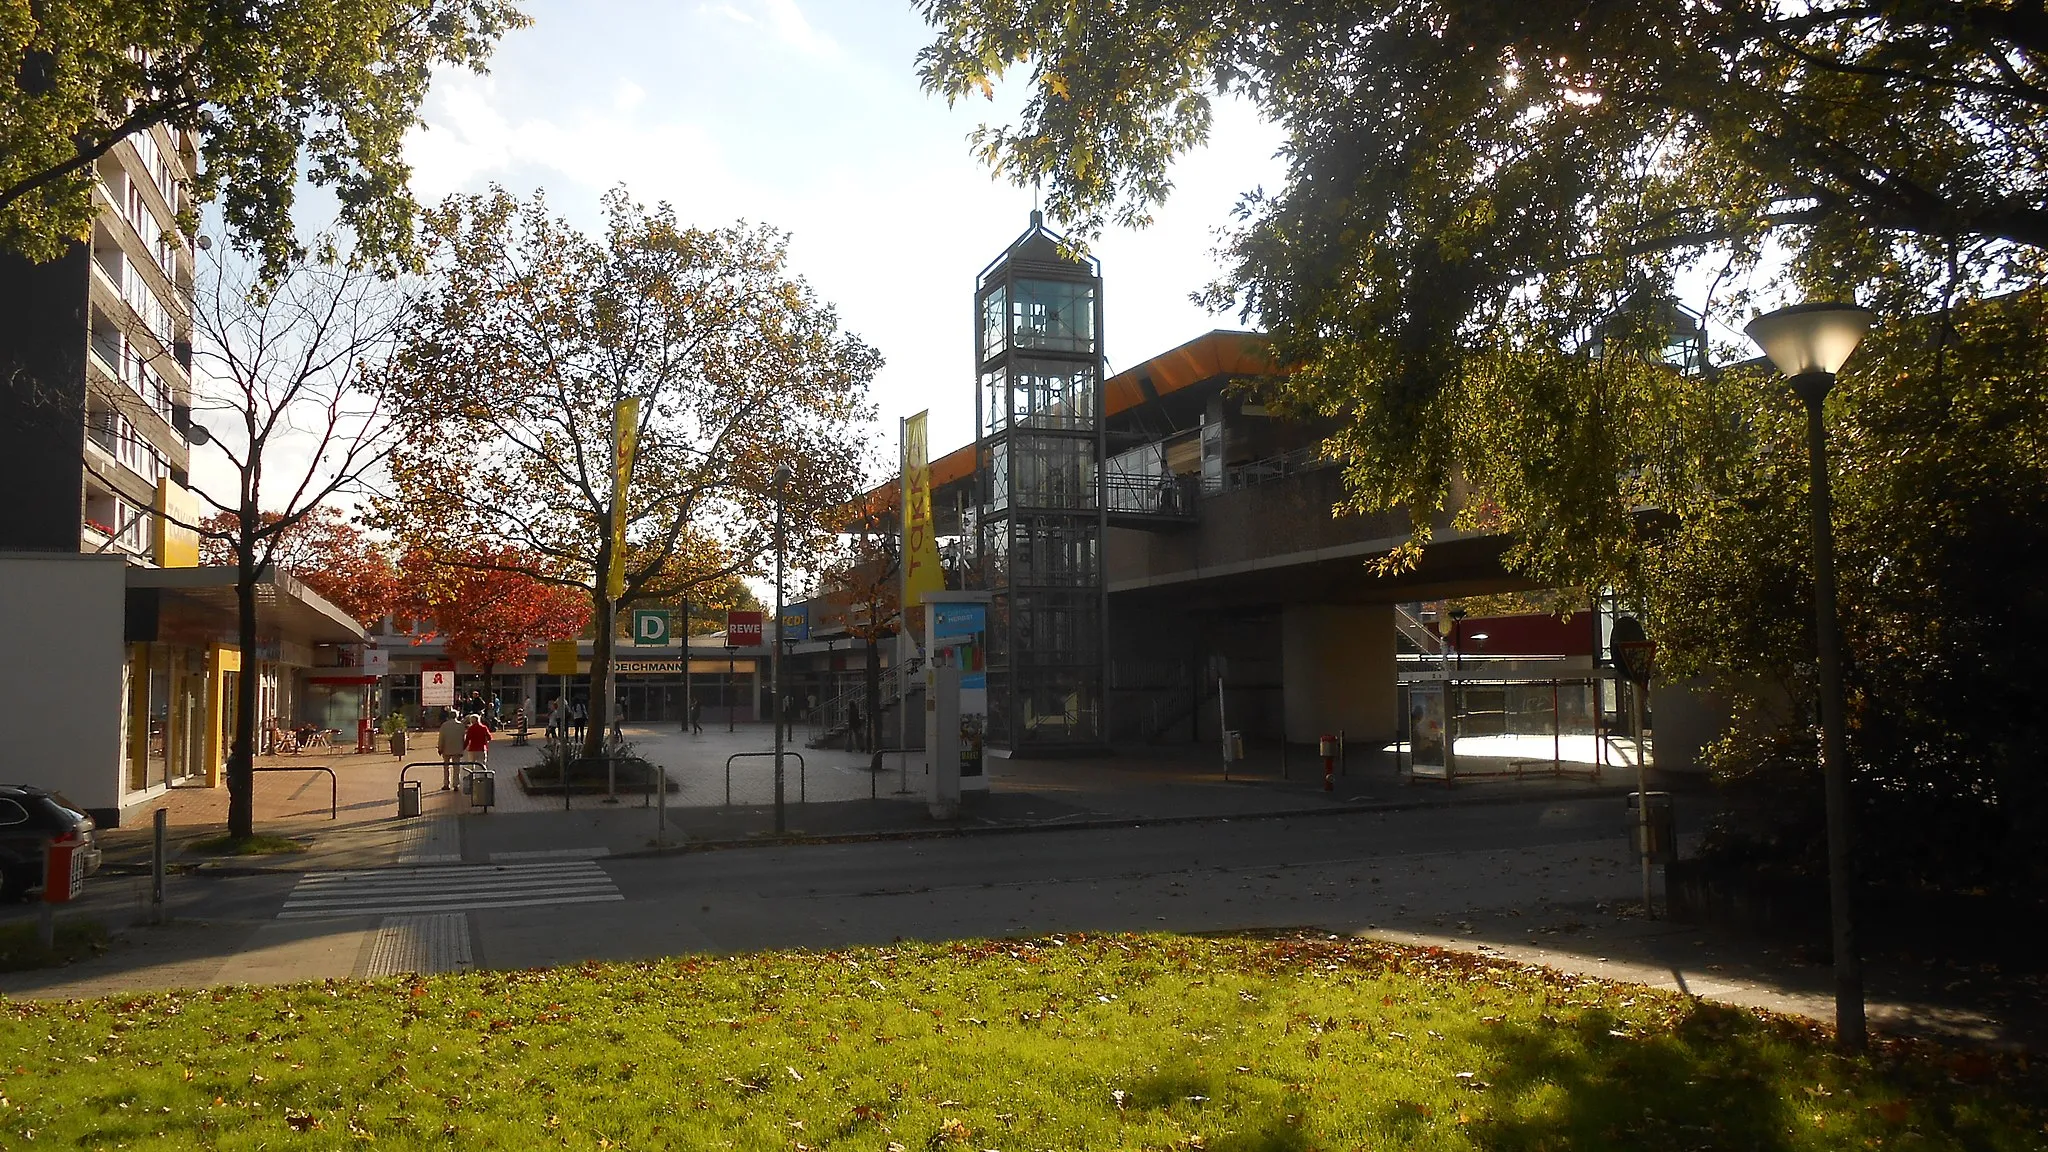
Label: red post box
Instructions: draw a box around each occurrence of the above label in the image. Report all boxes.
[43,840,82,903]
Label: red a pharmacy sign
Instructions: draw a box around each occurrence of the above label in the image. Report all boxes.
[422,664,455,706]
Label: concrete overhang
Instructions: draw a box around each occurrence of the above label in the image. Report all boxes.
[126,565,366,644]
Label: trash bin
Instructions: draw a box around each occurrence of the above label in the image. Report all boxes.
[397,779,421,818]
[1625,791,1675,863]
[1224,730,1245,761]
[468,769,495,811]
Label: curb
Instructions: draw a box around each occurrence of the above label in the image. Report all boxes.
[607,783,1636,860]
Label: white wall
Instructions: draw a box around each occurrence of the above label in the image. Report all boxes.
[0,553,129,816]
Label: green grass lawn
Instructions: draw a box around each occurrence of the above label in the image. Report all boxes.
[0,933,2040,1149]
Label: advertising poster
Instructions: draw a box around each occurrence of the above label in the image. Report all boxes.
[931,602,987,777]
[1408,680,1449,779]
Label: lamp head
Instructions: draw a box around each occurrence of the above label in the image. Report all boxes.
[1744,301,1873,381]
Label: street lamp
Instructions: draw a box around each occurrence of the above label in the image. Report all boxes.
[1745,300,1874,1051]
[771,463,793,835]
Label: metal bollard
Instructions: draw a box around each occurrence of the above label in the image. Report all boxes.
[150,808,167,924]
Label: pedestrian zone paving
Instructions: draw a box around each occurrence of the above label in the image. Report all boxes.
[276,860,621,920]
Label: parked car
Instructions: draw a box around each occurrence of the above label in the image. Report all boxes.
[0,786,102,901]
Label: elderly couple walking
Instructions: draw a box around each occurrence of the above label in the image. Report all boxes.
[435,709,492,790]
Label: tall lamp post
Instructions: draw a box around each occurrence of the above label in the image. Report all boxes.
[771,463,792,835]
[1745,300,1874,1051]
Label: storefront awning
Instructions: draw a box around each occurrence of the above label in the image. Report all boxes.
[126,566,366,646]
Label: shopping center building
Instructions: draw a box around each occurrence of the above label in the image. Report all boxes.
[796,213,1720,771]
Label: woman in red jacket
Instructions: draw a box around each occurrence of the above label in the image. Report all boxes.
[463,713,492,769]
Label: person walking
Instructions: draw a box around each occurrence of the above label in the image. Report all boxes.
[435,708,465,791]
[689,696,703,735]
[846,701,862,752]
[571,700,587,742]
[463,713,492,776]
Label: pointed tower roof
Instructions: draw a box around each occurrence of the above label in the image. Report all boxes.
[982,209,1098,284]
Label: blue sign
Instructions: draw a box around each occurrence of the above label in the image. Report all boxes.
[931,603,986,691]
[780,604,809,643]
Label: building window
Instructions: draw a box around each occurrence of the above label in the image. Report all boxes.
[1009,359,1095,430]
[1011,279,1094,353]
[980,285,1007,360]
[981,368,1007,436]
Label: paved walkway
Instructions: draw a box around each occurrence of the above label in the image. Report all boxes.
[38,724,2038,1050]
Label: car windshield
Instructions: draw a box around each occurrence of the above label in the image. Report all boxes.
[43,792,89,823]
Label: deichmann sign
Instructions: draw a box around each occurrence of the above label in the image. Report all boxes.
[726,610,763,646]
[632,608,671,646]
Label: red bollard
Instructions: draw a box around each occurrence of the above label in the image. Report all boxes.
[1319,733,1337,792]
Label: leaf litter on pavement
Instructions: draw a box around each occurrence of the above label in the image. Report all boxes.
[0,931,2041,1149]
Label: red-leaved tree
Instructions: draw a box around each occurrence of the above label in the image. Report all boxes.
[399,546,591,695]
[199,507,398,628]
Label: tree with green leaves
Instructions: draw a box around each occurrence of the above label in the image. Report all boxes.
[917,1,2048,887]
[917,0,2048,580]
[375,187,880,758]
[1,0,527,277]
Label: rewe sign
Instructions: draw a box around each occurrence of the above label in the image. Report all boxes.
[725,610,763,647]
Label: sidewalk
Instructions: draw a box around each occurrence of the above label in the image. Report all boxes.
[97,724,1644,872]
[457,722,1645,860]
[98,738,479,873]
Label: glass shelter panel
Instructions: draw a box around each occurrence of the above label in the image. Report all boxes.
[1011,516,1099,587]
[1011,279,1095,353]
[981,368,1007,435]
[1010,359,1095,429]
[980,285,1008,360]
[1010,435,1095,510]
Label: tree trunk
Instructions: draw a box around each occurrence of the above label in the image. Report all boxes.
[864,630,882,753]
[584,592,615,759]
[228,552,260,840]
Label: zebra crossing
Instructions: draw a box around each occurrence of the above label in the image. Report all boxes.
[277,859,623,920]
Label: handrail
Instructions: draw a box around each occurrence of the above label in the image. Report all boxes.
[724,751,806,806]
[250,764,337,820]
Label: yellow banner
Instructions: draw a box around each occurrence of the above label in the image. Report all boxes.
[902,411,945,617]
[607,397,641,601]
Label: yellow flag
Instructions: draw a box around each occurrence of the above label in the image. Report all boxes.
[607,397,641,601]
[902,411,945,617]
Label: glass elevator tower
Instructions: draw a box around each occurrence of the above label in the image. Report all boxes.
[973,211,1107,752]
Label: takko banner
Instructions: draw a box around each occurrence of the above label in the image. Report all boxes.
[901,411,945,632]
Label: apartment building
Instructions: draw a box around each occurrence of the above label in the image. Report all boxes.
[0,126,362,824]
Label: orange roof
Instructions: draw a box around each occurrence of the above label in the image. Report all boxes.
[855,329,1272,510]
[1102,329,1271,415]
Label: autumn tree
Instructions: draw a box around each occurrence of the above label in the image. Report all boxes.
[819,504,901,753]
[0,1,527,277]
[397,546,590,698]
[376,187,880,757]
[188,248,405,840]
[199,507,398,627]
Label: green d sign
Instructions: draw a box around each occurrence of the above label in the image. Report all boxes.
[632,609,672,647]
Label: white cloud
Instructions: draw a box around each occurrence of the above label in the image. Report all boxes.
[702,0,839,58]
[404,75,732,213]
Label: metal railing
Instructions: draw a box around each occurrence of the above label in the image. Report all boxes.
[251,764,336,819]
[725,751,806,806]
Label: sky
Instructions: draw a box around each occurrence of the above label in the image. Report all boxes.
[396,0,1287,466]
